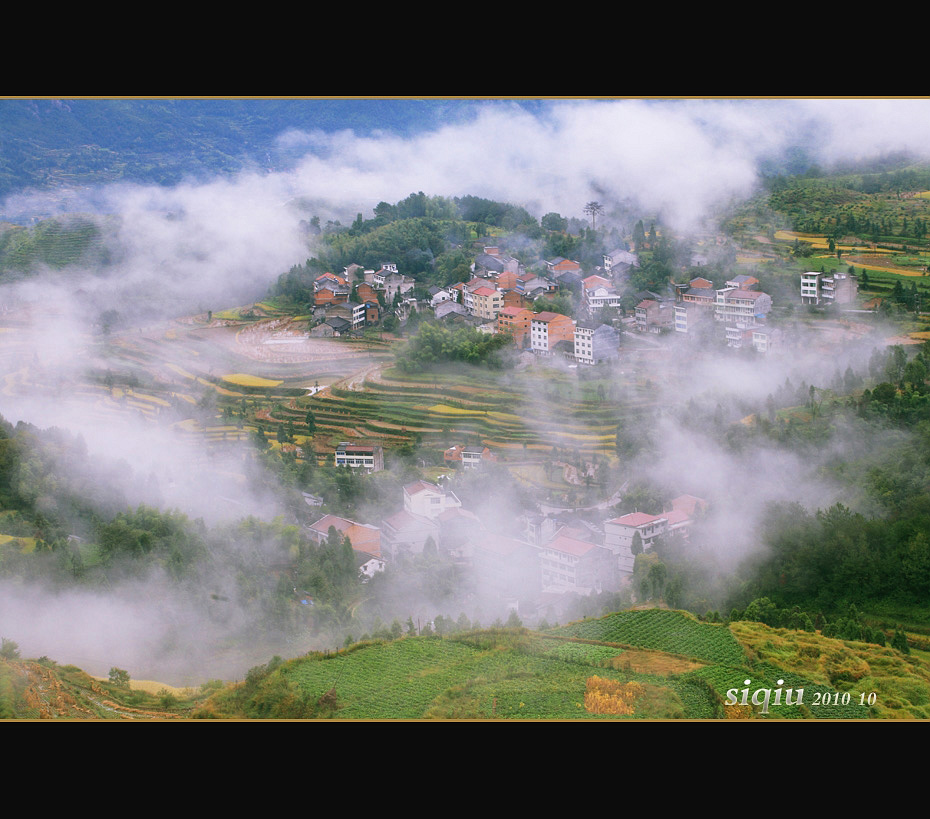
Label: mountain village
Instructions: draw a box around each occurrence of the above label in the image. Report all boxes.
[299,245,860,623]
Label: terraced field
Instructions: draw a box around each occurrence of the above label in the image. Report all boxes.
[0,311,660,476]
[550,608,746,666]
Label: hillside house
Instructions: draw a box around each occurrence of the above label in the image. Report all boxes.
[314,285,350,308]
[342,263,365,283]
[603,512,669,574]
[603,248,638,274]
[403,480,462,519]
[355,281,381,306]
[496,269,519,291]
[376,267,415,303]
[539,531,616,594]
[573,322,620,364]
[581,275,623,315]
[800,270,858,306]
[306,514,383,561]
[428,286,453,307]
[726,274,760,290]
[462,446,497,469]
[435,301,468,321]
[323,316,352,336]
[380,509,440,558]
[474,248,522,277]
[334,442,384,472]
[531,311,575,355]
[673,302,715,338]
[444,444,497,469]
[751,326,782,353]
[635,299,674,333]
[470,285,504,321]
[662,495,708,539]
[497,306,534,347]
[326,301,367,330]
[714,288,772,323]
[679,281,716,307]
[544,257,582,277]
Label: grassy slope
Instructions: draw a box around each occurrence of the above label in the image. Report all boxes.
[193,609,930,720]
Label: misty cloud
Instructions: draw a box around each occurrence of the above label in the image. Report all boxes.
[3,99,930,312]
[1,97,928,682]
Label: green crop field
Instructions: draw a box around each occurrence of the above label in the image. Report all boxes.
[551,609,747,666]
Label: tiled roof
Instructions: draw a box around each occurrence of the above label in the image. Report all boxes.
[308,515,381,555]
[608,512,666,527]
[545,533,598,556]
[404,480,440,496]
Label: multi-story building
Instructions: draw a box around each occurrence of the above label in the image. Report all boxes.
[544,257,582,278]
[573,322,619,364]
[581,274,623,315]
[403,480,462,519]
[531,311,575,354]
[470,285,504,321]
[603,512,668,574]
[714,288,772,323]
[326,301,367,330]
[751,326,782,353]
[334,442,384,472]
[443,445,496,469]
[635,299,674,333]
[603,248,638,274]
[800,270,858,306]
[539,531,616,594]
[673,302,715,337]
[471,532,541,602]
[497,306,533,347]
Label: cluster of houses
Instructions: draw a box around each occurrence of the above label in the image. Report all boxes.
[306,473,708,620]
[305,248,639,365]
[309,263,414,337]
[306,240,859,364]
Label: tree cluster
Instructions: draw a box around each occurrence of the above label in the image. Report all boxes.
[395,321,514,372]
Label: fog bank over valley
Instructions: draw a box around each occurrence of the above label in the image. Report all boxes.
[0,97,928,682]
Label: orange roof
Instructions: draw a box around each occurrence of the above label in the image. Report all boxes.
[668,494,707,516]
[308,514,381,556]
[608,512,666,527]
[545,533,598,556]
[404,480,441,496]
[664,509,690,526]
[316,272,346,284]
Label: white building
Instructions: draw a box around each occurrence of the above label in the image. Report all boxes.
[334,443,384,472]
[800,270,858,306]
[403,480,462,519]
[714,288,772,323]
[573,322,619,364]
[603,512,668,574]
